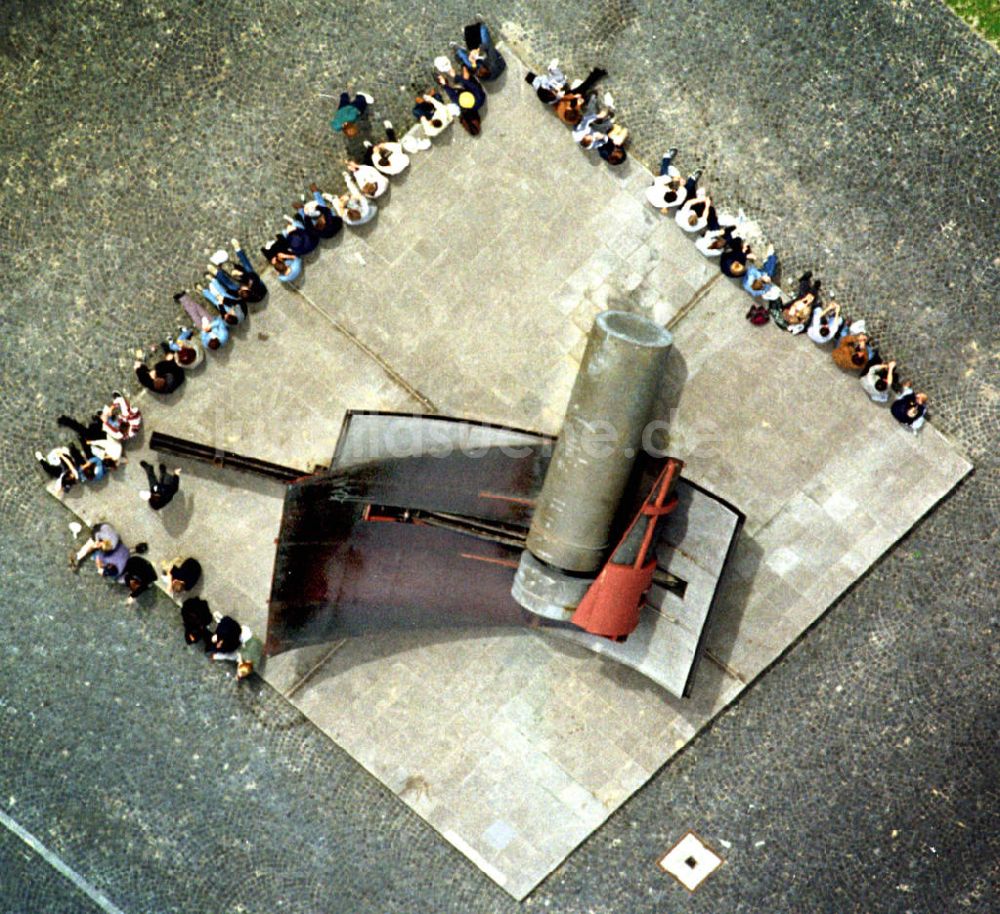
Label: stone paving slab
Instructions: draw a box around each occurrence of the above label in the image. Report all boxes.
[50,47,972,900]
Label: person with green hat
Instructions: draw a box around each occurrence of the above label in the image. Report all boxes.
[329,90,374,138]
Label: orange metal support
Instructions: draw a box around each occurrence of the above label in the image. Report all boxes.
[570,458,684,640]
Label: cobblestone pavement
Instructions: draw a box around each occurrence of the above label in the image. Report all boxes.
[0,827,106,914]
[1,1,997,912]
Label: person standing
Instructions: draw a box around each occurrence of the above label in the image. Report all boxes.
[139,461,181,510]
[861,361,896,403]
[891,384,928,432]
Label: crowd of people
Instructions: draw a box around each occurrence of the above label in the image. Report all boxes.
[36,394,143,492]
[645,149,929,432]
[36,22,932,689]
[525,61,630,165]
[70,521,262,679]
[34,20,509,683]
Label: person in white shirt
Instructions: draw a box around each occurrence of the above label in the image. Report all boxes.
[676,176,711,233]
[331,174,377,227]
[806,301,844,345]
[414,91,453,138]
[695,206,740,258]
[524,60,568,103]
[646,149,686,212]
[860,360,896,403]
[363,121,410,176]
[346,160,389,198]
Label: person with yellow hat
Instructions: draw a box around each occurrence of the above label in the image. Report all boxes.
[436,65,487,136]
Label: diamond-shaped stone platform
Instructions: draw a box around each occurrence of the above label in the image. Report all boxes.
[50,47,971,899]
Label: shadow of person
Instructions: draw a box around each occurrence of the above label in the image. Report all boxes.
[160,488,194,537]
[484,66,508,93]
[431,126,456,149]
[153,379,188,407]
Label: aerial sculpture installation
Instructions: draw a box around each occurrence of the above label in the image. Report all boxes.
[151,310,743,697]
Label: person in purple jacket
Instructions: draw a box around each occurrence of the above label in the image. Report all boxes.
[174,291,229,351]
[70,521,131,577]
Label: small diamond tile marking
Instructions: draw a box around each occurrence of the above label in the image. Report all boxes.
[657,830,724,892]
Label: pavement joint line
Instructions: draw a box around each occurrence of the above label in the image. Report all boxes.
[704,649,748,685]
[0,808,128,914]
[666,273,724,332]
[284,639,349,700]
[286,279,438,413]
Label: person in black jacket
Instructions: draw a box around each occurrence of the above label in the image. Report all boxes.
[139,461,180,510]
[207,615,241,654]
[304,184,344,239]
[121,554,156,604]
[134,357,184,394]
[719,235,753,278]
[162,557,201,595]
[221,240,268,303]
[181,597,213,645]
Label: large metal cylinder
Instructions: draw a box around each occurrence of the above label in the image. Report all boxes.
[525,310,673,574]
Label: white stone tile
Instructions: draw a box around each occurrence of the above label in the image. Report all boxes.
[658,831,724,891]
